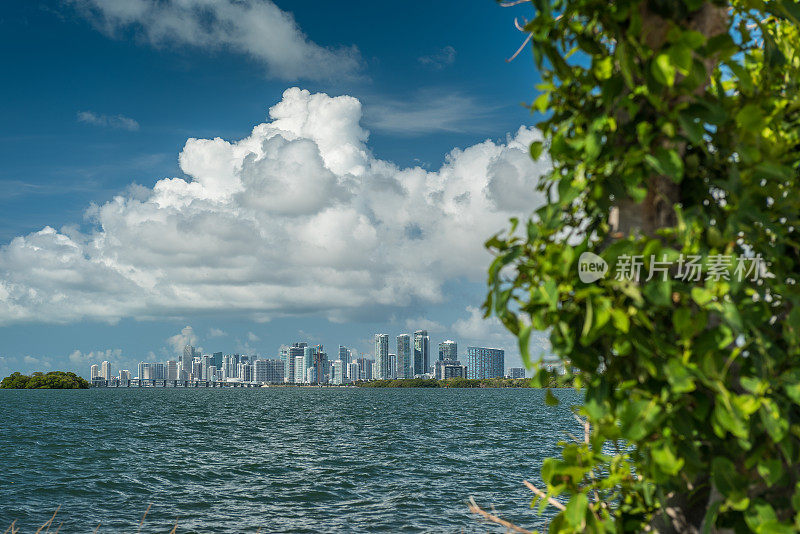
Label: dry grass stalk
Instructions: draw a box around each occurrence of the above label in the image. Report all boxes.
[468,496,533,534]
[137,503,153,533]
[33,506,60,534]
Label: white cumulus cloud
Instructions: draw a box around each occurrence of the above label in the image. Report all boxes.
[166,326,199,355]
[67,0,361,80]
[0,88,548,326]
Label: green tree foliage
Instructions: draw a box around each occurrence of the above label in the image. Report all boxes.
[486,0,800,531]
[0,371,90,389]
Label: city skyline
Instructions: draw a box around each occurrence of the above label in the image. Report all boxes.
[0,0,552,378]
[84,329,521,383]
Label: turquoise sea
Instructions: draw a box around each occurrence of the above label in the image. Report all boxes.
[1,387,581,532]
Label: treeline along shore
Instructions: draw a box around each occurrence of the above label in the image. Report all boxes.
[0,371,90,389]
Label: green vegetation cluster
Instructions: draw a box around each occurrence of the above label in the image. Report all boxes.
[485,0,800,531]
[0,371,90,389]
[356,377,544,388]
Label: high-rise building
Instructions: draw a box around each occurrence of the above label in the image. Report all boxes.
[348,361,359,382]
[435,359,467,380]
[152,362,165,380]
[332,360,346,385]
[355,357,373,380]
[338,346,351,380]
[374,334,389,379]
[191,359,202,380]
[294,355,305,384]
[182,345,195,374]
[212,352,223,369]
[201,354,212,379]
[507,367,526,379]
[90,364,100,379]
[208,365,217,381]
[286,343,306,383]
[100,360,112,379]
[137,361,148,379]
[119,369,131,381]
[298,345,315,384]
[413,330,430,376]
[396,334,411,379]
[388,353,397,379]
[438,340,457,362]
[166,360,178,380]
[253,359,284,384]
[239,362,253,382]
[312,345,328,384]
[466,347,505,379]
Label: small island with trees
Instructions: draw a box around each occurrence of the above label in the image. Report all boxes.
[0,371,90,389]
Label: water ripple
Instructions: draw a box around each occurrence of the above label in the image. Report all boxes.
[0,388,581,532]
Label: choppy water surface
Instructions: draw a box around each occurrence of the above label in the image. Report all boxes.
[1,387,581,532]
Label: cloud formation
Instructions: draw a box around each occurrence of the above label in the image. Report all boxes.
[67,0,361,80]
[0,88,547,326]
[418,46,456,69]
[77,111,140,131]
[365,93,496,135]
[167,326,199,355]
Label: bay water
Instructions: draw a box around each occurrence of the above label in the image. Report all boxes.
[1,387,581,532]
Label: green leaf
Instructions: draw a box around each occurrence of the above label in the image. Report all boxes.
[564,493,588,529]
[759,400,788,442]
[593,56,613,80]
[652,53,677,86]
[518,323,533,368]
[668,44,693,75]
[530,141,544,160]
[645,147,684,182]
[533,92,549,112]
[665,359,695,393]
[691,287,713,306]
[545,388,560,406]
[652,443,684,475]
[736,104,764,131]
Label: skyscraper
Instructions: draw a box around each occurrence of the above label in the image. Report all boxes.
[374,334,389,379]
[253,359,284,384]
[286,343,306,383]
[212,352,223,369]
[312,345,328,384]
[355,357,373,380]
[152,362,165,380]
[294,355,305,384]
[90,364,99,379]
[466,347,505,379]
[302,345,316,383]
[338,345,351,379]
[396,334,411,379]
[438,340,457,362]
[166,360,178,380]
[413,330,430,376]
[182,345,195,376]
[137,361,148,379]
[100,360,111,379]
[388,353,397,379]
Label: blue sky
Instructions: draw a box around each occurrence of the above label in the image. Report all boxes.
[0,0,552,377]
